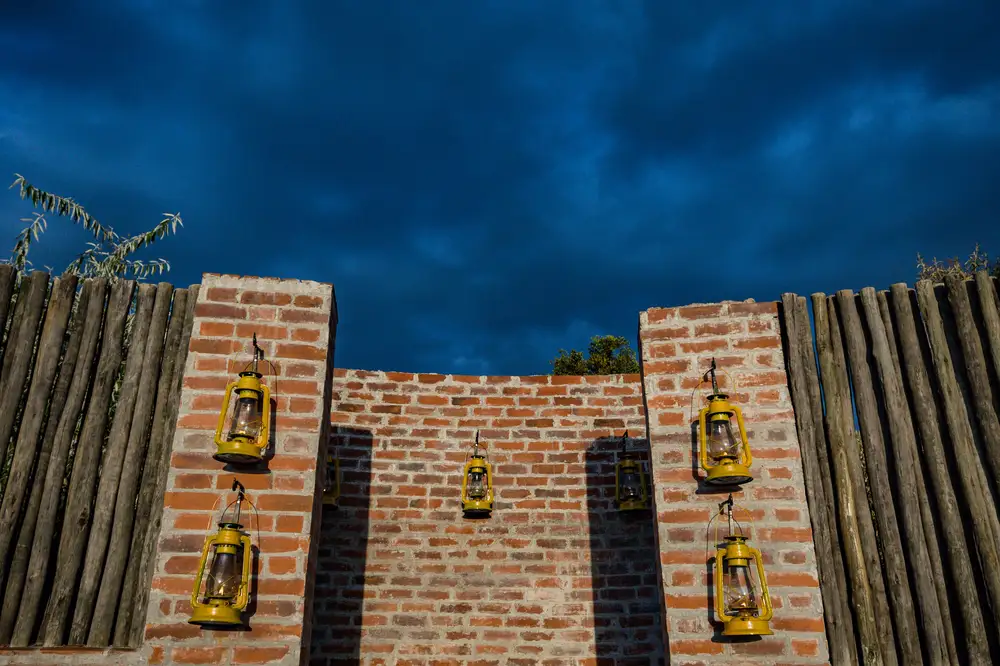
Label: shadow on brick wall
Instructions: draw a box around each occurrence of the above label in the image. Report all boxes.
[309,426,373,666]
[586,436,666,666]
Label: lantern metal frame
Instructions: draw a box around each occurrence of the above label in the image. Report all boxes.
[461,431,494,516]
[697,358,753,486]
[189,479,256,628]
[614,430,648,511]
[709,494,773,637]
[214,334,272,465]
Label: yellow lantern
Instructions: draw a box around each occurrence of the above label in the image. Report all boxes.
[322,451,341,507]
[615,430,648,511]
[461,432,493,516]
[189,480,254,628]
[712,495,773,637]
[698,358,753,486]
[214,334,271,465]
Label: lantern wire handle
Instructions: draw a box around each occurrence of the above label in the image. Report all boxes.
[470,430,487,461]
[687,357,737,422]
[218,478,263,553]
[705,493,756,561]
[241,332,280,419]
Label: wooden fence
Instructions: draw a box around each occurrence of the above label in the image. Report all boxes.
[781,271,1000,665]
[0,266,197,649]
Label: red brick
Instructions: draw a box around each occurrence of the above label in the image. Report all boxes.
[173,647,227,664]
[677,305,723,319]
[199,321,234,336]
[163,491,218,511]
[671,639,723,655]
[256,493,313,512]
[241,290,292,306]
[275,342,326,361]
[733,336,780,350]
[292,327,321,342]
[233,646,290,663]
[206,287,238,302]
[189,337,239,355]
[768,572,820,587]
[194,302,246,319]
[164,555,201,574]
[173,473,214,489]
[235,322,288,340]
[773,616,825,632]
[268,556,298,575]
[792,638,820,656]
[728,301,778,315]
[279,309,328,324]
[294,294,323,308]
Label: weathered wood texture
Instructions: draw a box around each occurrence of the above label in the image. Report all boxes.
[0,271,50,467]
[67,283,156,644]
[813,294,891,666]
[89,282,174,646]
[783,274,1000,664]
[780,294,857,665]
[117,283,197,648]
[889,283,991,663]
[0,276,77,590]
[0,272,190,649]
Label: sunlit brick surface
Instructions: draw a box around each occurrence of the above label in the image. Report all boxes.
[639,301,828,665]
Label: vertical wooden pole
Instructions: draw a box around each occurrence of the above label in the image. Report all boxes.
[836,289,922,664]
[0,276,76,578]
[0,280,93,644]
[121,284,198,647]
[858,288,949,663]
[915,280,1000,629]
[876,288,959,664]
[781,293,857,665]
[0,271,50,469]
[8,279,109,647]
[943,274,1000,496]
[813,293,888,665]
[972,272,1000,391]
[889,282,992,662]
[88,283,175,646]
[40,279,135,646]
[67,283,157,644]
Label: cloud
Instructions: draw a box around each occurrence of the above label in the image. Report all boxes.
[1,0,999,374]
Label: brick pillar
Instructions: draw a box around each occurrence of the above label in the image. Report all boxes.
[144,274,337,666]
[638,300,828,664]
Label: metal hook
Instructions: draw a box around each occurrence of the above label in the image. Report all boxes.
[230,478,246,526]
[709,357,719,394]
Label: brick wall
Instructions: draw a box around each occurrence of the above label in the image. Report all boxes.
[143,274,337,666]
[310,370,665,666]
[638,301,828,664]
[0,273,832,666]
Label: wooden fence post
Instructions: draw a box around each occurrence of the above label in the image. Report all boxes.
[812,293,889,666]
[889,283,990,662]
[836,289,923,664]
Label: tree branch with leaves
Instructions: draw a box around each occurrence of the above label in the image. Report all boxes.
[5,174,183,281]
[916,243,1000,283]
[551,334,640,375]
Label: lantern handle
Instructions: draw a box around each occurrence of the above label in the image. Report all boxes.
[687,360,737,422]
[706,493,756,559]
[470,430,487,461]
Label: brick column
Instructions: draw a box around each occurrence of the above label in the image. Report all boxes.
[638,300,828,664]
[144,274,337,666]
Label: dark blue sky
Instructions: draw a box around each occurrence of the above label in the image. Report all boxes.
[2,2,999,375]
